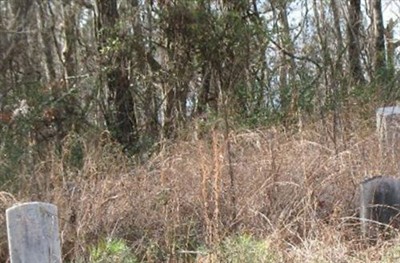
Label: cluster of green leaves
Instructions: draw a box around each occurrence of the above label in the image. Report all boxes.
[218,234,278,263]
[159,0,271,123]
[0,82,43,187]
[191,234,279,263]
[89,238,138,263]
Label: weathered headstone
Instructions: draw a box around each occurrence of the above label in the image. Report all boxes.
[6,202,61,263]
[360,176,400,238]
[376,106,400,161]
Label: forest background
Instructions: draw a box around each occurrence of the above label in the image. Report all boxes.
[1,0,400,262]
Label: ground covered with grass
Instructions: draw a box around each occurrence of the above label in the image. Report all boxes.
[1,115,400,262]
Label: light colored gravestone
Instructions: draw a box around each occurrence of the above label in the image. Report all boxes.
[376,106,400,160]
[6,202,62,263]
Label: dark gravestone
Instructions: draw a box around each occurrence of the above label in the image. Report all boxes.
[360,176,400,238]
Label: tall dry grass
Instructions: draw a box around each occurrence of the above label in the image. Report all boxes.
[1,114,400,262]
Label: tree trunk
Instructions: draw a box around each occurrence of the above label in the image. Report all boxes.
[96,0,138,153]
[330,0,344,74]
[271,0,298,126]
[6,0,40,84]
[62,0,78,79]
[161,4,193,138]
[371,0,386,78]
[37,0,57,82]
[385,19,399,81]
[133,0,160,142]
[347,0,365,85]
[197,63,212,116]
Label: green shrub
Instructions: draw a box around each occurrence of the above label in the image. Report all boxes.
[89,238,138,263]
[191,234,279,263]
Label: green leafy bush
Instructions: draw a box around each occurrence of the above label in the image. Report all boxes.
[89,238,138,263]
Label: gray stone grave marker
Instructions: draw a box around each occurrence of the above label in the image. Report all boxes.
[6,202,62,263]
[376,106,400,161]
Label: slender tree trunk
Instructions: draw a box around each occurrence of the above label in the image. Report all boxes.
[371,0,386,78]
[272,0,298,125]
[347,0,365,84]
[385,19,399,81]
[161,4,193,138]
[37,0,57,82]
[330,0,344,75]
[131,0,160,141]
[315,0,346,152]
[197,63,212,116]
[96,0,138,152]
[62,0,78,79]
[7,0,39,84]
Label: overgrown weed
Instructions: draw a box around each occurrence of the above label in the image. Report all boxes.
[0,114,398,262]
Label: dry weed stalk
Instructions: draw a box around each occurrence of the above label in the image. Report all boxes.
[201,130,224,246]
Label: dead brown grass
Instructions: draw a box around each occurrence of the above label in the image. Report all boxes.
[1,114,400,262]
